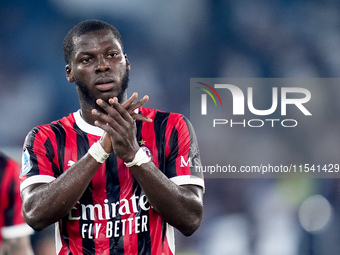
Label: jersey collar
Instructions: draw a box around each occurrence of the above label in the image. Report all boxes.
[73,110,105,137]
[73,108,140,136]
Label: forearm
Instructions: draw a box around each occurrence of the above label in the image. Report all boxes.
[3,236,34,255]
[22,153,101,231]
[129,161,203,236]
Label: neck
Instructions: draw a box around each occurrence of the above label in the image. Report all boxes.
[80,106,97,126]
[78,90,128,126]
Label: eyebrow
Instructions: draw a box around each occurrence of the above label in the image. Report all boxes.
[79,44,121,54]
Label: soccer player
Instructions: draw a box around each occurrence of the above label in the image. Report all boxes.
[0,152,34,255]
[20,20,204,255]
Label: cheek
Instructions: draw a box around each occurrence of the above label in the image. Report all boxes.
[117,62,129,75]
[74,67,91,81]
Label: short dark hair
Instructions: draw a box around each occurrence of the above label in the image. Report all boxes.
[63,19,123,64]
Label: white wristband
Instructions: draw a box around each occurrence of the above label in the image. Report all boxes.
[88,141,110,164]
[124,147,152,168]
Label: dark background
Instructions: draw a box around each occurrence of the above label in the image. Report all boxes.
[2,1,340,254]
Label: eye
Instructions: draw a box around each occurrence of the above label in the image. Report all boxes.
[107,52,119,58]
[78,54,93,64]
[81,57,91,64]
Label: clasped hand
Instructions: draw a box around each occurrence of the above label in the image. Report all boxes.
[91,92,151,162]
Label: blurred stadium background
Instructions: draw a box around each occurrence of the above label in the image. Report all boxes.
[1,0,340,254]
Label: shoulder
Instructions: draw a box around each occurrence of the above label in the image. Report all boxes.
[24,112,76,146]
[140,107,194,136]
[30,112,75,131]
[140,107,187,124]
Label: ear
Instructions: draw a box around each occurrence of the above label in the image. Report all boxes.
[125,54,131,71]
[65,64,74,83]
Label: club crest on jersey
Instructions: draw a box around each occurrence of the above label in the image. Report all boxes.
[20,149,32,177]
[190,143,199,158]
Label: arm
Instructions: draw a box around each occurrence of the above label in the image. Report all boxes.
[1,236,34,255]
[92,99,204,236]
[21,153,102,231]
[130,164,203,236]
[21,93,150,231]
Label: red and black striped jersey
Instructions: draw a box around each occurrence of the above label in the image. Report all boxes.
[0,152,33,244]
[20,107,204,255]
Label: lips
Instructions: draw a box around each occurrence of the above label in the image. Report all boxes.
[95,77,114,91]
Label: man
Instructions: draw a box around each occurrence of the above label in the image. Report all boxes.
[0,152,34,255]
[20,19,204,255]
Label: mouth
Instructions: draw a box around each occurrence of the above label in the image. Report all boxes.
[95,77,115,91]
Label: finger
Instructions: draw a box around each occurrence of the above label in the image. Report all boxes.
[97,100,136,137]
[128,95,149,112]
[109,97,119,104]
[93,118,115,133]
[130,112,153,123]
[125,95,152,122]
[108,99,134,123]
[124,92,139,107]
[110,92,138,108]
[92,109,127,142]
[95,99,130,127]
[108,95,152,122]
[110,93,149,112]
[131,95,152,122]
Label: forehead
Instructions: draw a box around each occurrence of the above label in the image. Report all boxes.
[72,29,122,54]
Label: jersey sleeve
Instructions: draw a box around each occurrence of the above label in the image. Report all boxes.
[20,126,58,192]
[165,115,204,191]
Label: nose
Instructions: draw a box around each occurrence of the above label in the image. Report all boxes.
[95,56,110,73]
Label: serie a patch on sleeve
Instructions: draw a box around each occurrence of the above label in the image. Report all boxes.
[20,149,32,177]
